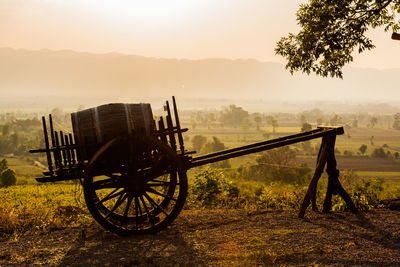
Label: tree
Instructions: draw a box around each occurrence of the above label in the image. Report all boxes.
[191,135,207,153]
[0,159,7,173]
[51,107,64,121]
[1,125,10,136]
[265,116,279,134]
[301,122,312,132]
[203,136,226,153]
[0,169,16,187]
[359,144,368,155]
[202,137,231,168]
[393,113,400,130]
[256,146,311,184]
[219,105,249,127]
[372,147,387,158]
[254,116,262,130]
[300,114,307,124]
[257,146,296,167]
[370,117,378,128]
[10,133,19,147]
[330,114,342,125]
[276,0,400,78]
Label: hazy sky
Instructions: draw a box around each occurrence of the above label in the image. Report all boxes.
[1,0,399,69]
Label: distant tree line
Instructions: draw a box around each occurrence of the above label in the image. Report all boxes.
[187,105,400,132]
[0,119,43,156]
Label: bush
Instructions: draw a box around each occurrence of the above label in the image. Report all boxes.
[257,184,306,209]
[332,173,385,211]
[191,135,207,153]
[301,122,312,132]
[371,148,387,158]
[343,150,353,157]
[0,169,16,187]
[188,167,239,209]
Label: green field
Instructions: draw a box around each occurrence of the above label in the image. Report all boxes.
[186,125,400,172]
[4,125,400,185]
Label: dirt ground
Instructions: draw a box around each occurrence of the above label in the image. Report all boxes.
[1,208,400,266]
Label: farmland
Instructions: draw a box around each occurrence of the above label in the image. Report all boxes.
[0,106,400,265]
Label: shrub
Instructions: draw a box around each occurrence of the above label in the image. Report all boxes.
[332,177,385,211]
[257,184,306,209]
[371,148,387,158]
[188,167,239,209]
[0,169,16,187]
[301,122,312,132]
[191,135,207,153]
[343,150,353,157]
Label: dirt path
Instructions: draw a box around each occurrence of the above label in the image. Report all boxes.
[1,209,400,266]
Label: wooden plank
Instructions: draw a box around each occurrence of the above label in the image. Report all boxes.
[49,114,59,167]
[165,101,177,151]
[60,131,67,166]
[69,134,76,165]
[41,116,53,173]
[65,134,72,166]
[172,96,185,154]
[157,117,168,144]
[54,131,62,169]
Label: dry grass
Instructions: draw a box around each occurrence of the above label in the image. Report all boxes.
[2,209,399,266]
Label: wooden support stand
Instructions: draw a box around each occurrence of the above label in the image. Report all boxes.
[298,133,357,218]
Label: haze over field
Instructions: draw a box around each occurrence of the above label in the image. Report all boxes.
[1,47,400,111]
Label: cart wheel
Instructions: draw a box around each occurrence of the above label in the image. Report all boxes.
[83,135,188,235]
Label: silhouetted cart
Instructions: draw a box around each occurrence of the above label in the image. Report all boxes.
[30,97,356,235]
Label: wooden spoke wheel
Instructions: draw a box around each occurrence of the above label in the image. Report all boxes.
[83,135,188,235]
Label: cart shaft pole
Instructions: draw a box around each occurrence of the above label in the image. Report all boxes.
[189,127,343,168]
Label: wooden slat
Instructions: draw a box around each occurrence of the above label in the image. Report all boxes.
[54,131,62,169]
[60,131,67,166]
[65,134,72,166]
[165,101,177,151]
[69,134,76,164]
[172,96,185,154]
[41,116,53,173]
[48,114,59,167]
[157,117,168,144]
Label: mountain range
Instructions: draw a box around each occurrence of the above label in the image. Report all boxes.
[0,47,399,110]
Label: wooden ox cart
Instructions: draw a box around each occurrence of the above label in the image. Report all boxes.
[30,97,356,235]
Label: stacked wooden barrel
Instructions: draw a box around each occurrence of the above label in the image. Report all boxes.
[71,103,155,161]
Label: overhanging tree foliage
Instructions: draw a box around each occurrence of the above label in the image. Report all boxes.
[276,0,400,78]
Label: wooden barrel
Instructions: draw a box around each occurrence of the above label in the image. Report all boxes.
[71,103,155,161]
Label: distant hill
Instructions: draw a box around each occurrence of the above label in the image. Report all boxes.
[0,47,399,106]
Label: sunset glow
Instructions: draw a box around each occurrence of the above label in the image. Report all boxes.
[0,0,398,68]
[80,0,210,24]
